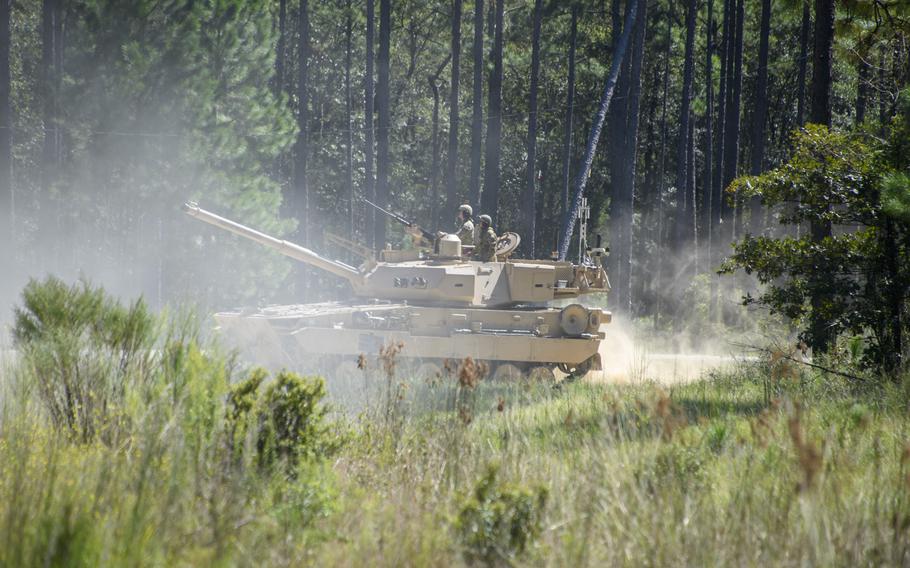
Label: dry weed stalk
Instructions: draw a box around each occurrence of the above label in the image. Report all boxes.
[654,390,687,441]
[749,399,781,447]
[788,403,822,491]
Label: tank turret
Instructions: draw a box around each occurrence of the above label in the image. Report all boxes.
[184,202,609,308]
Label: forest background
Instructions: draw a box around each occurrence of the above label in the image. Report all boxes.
[0,0,909,360]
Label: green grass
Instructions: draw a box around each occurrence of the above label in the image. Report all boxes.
[3,281,910,566]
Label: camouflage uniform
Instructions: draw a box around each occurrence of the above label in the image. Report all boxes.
[474,225,497,262]
[455,219,475,245]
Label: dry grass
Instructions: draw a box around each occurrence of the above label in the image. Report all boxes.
[2,332,910,566]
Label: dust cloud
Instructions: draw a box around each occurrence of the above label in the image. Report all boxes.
[587,318,753,385]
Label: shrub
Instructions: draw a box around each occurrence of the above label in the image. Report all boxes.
[456,464,548,566]
[226,369,343,473]
[12,277,157,442]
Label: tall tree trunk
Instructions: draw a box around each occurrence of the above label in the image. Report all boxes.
[41,0,60,193]
[654,2,672,324]
[810,0,834,127]
[796,0,811,127]
[712,0,731,239]
[687,117,696,265]
[607,0,631,303]
[856,43,869,125]
[469,0,484,205]
[365,0,376,246]
[429,56,450,230]
[674,0,697,247]
[375,0,391,248]
[559,5,578,251]
[722,0,743,239]
[748,0,771,234]
[344,0,354,235]
[558,0,640,261]
[615,0,647,314]
[446,0,462,220]
[294,0,310,246]
[0,0,10,241]
[704,0,714,253]
[524,0,542,257]
[808,0,835,353]
[481,0,503,221]
[275,0,287,95]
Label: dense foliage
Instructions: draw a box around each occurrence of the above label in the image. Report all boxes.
[724,92,910,373]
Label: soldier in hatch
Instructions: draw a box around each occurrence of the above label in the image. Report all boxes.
[473,214,497,262]
[432,203,475,246]
[453,204,475,245]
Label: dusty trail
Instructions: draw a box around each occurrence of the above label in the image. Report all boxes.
[586,323,755,385]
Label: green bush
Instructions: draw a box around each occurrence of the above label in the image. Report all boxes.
[226,369,344,473]
[456,464,548,566]
[12,276,157,442]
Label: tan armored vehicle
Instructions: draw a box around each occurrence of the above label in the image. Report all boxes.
[184,202,610,383]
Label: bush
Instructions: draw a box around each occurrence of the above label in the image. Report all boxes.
[456,464,548,566]
[226,369,343,473]
[12,277,157,442]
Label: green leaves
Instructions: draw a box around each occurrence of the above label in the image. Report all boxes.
[881,172,910,222]
[724,101,910,373]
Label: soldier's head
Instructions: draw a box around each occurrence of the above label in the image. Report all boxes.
[479,214,492,228]
[458,204,473,222]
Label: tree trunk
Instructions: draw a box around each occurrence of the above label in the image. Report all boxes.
[704,0,714,252]
[653,2,672,324]
[722,0,743,239]
[559,5,578,251]
[446,0,462,220]
[748,0,771,234]
[808,0,835,353]
[364,0,376,246]
[428,56,450,230]
[0,0,10,241]
[615,0,647,314]
[856,44,869,125]
[687,117,697,267]
[41,0,60,192]
[796,0,810,127]
[558,0,640,261]
[674,0,697,247]
[344,0,354,235]
[524,0,542,257]
[712,0,731,239]
[469,0,483,205]
[294,0,310,246]
[375,0,391,248]
[275,0,287,95]
[481,0,503,221]
[607,0,630,304]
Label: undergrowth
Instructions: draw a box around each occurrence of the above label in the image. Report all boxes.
[2,277,910,566]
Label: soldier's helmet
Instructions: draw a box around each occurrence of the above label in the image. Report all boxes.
[479,214,492,225]
[459,204,473,216]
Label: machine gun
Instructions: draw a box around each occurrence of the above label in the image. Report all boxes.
[363,198,436,243]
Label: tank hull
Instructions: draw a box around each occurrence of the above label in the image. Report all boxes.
[213,301,607,377]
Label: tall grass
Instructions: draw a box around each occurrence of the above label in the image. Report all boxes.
[2,278,910,566]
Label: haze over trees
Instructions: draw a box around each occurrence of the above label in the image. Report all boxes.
[0,0,909,368]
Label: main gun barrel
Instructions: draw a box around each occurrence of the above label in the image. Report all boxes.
[183,202,364,285]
